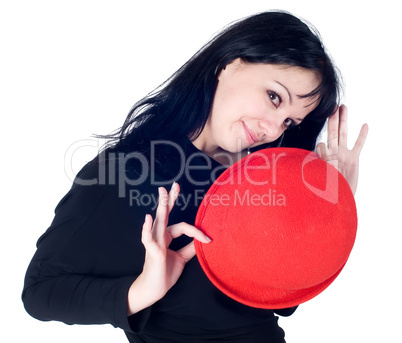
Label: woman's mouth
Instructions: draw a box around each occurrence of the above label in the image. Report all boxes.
[242,122,259,145]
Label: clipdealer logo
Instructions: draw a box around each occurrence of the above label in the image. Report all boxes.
[301,151,339,204]
[63,139,340,204]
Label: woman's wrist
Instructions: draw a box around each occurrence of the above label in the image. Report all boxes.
[127,273,160,316]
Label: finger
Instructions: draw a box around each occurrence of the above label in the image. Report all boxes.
[141,214,154,246]
[153,187,169,242]
[316,142,338,165]
[327,105,339,152]
[338,105,348,148]
[316,142,337,162]
[352,123,369,154]
[168,182,180,213]
[177,241,196,263]
[167,222,212,243]
[316,142,327,159]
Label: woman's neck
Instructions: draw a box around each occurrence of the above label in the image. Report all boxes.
[190,136,248,167]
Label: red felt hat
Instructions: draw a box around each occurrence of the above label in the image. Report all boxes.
[195,147,357,309]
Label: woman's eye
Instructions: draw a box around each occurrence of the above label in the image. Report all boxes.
[268,91,281,107]
[283,118,294,128]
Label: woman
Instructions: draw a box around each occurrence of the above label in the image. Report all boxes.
[22,11,368,342]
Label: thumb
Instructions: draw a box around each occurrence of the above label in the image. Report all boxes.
[176,241,196,263]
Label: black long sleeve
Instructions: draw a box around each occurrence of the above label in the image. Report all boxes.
[22,157,149,332]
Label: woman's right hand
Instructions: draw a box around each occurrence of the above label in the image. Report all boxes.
[127,183,211,316]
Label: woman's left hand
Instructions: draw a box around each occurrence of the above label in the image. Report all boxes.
[316,105,368,195]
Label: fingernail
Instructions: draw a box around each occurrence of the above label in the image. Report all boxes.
[170,181,176,191]
[204,234,212,243]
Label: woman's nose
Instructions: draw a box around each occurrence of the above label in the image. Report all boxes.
[259,118,285,140]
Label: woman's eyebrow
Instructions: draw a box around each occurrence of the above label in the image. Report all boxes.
[275,80,293,104]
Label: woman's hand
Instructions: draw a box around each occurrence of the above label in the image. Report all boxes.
[127,183,211,316]
[316,105,368,195]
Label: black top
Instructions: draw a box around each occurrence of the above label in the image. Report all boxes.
[22,138,297,342]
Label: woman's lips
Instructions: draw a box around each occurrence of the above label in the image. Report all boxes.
[242,122,259,145]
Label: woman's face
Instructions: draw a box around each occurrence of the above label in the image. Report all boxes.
[193,59,321,157]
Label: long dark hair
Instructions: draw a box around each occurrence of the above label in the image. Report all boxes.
[104,10,341,152]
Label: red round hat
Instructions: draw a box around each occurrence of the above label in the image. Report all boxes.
[195,147,357,309]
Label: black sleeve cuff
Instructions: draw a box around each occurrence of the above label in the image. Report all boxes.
[115,276,152,333]
[273,306,298,317]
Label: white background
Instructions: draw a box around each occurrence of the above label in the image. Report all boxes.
[1,0,401,342]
